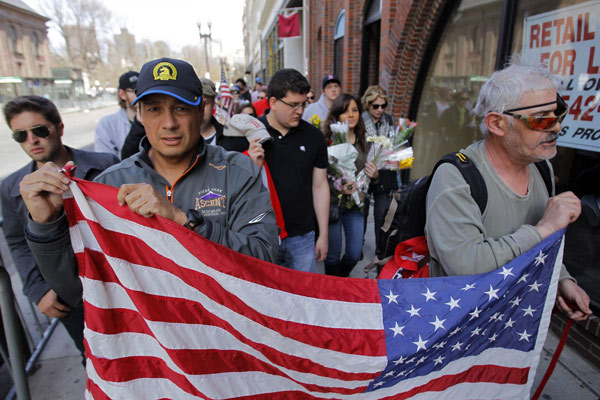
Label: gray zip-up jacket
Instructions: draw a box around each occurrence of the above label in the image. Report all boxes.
[25,138,279,307]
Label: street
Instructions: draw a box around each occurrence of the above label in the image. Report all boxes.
[0,105,119,181]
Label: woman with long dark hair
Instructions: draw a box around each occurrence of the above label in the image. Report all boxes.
[322,94,379,276]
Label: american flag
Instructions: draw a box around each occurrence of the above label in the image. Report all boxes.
[63,178,563,399]
[219,65,233,116]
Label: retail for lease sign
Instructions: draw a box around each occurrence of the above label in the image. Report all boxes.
[523,0,600,152]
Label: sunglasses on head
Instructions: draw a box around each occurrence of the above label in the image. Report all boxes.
[371,103,387,110]
[502,94,567,131]
[12,125,51,143]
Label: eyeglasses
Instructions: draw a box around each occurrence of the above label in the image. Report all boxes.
[277,98,308,111]
[371,103,388,110]
[12,125,51,143]
[307,96,314,100]
[502,94,567,131]
[258,95,266,100]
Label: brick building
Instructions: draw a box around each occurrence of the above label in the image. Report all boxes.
[0,0,52,102]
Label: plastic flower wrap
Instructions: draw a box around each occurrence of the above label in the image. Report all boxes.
[327,143,364,207]
[367,136,413,170]
[308,114,321,129]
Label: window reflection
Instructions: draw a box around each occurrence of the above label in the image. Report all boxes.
[412,0,502,178]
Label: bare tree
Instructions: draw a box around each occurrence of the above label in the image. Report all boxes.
[43,0,113,74]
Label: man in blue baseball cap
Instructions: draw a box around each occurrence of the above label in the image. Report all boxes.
[19,57,280,308]
[302,74,341,126]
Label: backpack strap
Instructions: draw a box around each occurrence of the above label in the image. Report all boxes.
[433,152,488,215]
[534,160,553,196]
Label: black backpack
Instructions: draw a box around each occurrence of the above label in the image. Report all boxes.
[376,152,553,261]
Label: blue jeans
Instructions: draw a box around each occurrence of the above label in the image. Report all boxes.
[278,231,316,273]
[325,208,365,276]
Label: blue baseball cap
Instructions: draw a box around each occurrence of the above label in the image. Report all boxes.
[132,57,202,106]
[322,74,341,89]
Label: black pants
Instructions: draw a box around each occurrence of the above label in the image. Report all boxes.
[59,302,85,358]
[373,191,392,252]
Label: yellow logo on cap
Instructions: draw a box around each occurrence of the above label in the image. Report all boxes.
[153,62,177,81]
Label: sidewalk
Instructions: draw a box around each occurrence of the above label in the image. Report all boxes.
[1,207,599,399]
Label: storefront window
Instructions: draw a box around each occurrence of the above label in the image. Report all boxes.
[512,0,599,310]
[412,0,503,178]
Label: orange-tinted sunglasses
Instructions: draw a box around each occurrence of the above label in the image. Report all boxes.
[502,94,567,131]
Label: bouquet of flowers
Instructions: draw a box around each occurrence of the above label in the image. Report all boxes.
[326,121,367,207]
[328,121,349,145]
[367,135,414,171]
[308,114,321,129]
[394,118,417,144]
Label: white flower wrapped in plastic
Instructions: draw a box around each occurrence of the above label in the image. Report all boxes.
[328,121,349,145]
[327,143,364,207]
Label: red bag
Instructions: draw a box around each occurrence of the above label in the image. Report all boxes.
[378,236,430,279]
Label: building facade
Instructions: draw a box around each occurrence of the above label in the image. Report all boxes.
[246,0,600,365]
[0,0,52,103]
[244,0,306,84]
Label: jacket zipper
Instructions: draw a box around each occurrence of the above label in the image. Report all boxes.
[164,155,200,203]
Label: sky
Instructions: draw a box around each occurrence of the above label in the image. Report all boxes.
[24,0,246,57]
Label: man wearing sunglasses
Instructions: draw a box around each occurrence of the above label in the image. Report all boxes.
[1,95,119,356]
[425,61,591,322]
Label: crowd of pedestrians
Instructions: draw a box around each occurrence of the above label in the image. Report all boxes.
[0,55,592,370]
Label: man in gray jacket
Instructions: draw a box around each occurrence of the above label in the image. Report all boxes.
[425,61,591,321]
[19,57,279,308]
[302,74,341,125]
[1,95,119,354]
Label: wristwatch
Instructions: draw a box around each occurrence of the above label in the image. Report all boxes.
[184,209,204,230]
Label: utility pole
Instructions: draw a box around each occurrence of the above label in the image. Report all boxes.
[197,21,212,78]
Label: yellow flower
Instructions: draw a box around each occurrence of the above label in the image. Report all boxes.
[399,157,414,169]
[309,114,321,129]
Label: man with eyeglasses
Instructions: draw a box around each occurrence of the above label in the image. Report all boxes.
[95,71,139,159]
[1,95,119,356]
[425,61,591,322]
[302,74,341,125]
[254,68,330,273]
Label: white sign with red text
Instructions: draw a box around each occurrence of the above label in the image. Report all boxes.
[522,0,600,152]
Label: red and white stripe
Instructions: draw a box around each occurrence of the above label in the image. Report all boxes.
[64,179,388,399]
[63,178,556,399]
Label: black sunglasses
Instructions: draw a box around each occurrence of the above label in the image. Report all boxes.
[371,103,387,110]
[12,125,51,143]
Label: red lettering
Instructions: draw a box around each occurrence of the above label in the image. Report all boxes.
[530,24,541,48]
[563,16,575,44]
[583,12,596,41]
[541,21,553,46]
[553,18,565,45]
[549,51,562,74]
[588,47,600,74]
[540,52,550,65]
[581,96,597,122]
[563,49,576,75]
[569,96,583,120]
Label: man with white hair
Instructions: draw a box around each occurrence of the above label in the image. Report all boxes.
[425,61,591,321]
